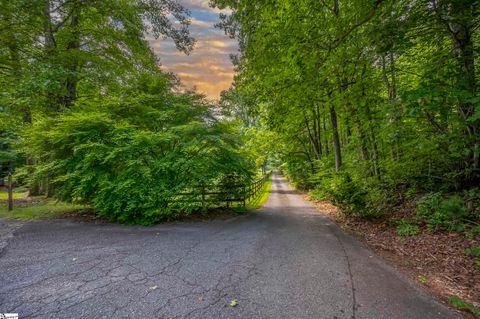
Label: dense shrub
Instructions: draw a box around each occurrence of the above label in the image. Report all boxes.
[310,171,368,216]
[416,193,470,231]
[24,77,255,224]
[396,219,420,238]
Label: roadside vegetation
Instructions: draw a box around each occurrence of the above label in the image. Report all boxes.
[0,0,259,225]
[0,198,86,220]
[244,173,273,210]
[212,0,479,314]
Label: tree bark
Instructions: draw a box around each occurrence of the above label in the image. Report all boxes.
[436,1,479,173]
[389,52,397,99]
[369,128,380,179]
[8,165,13,211]
[449,19,478,170]
[330,106,342,171]
[304,115,321,160]
[63,8,80,108]
[312,105,322,158]
[315,104,323,157]
[354,114,369,161]
[323,114,329,155]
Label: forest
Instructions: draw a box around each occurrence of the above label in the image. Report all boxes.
[214,0,480,228]
[0,0,478,231]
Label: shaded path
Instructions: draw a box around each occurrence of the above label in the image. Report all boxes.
[0,174,459,318]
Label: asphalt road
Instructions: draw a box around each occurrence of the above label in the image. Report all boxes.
[0,174,459,318]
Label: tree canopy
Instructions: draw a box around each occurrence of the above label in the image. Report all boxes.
[0,0,255,223]
[214,0,479,218]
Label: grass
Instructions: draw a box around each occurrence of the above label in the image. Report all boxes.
[245,174,273,209]
[0,191,29,200]
[449,295,480,316]
[0,199,87,220]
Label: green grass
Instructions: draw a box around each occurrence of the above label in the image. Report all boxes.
[0,191,29,200]
[245,174,273,209]
[449,295,480,316]
[0,200,87,220]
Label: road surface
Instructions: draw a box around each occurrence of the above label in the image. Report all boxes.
[0,174,459,318]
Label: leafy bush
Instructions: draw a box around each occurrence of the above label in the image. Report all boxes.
[24,76,255,224]
[416,193,469,231]
[396,220,420,238]
[464,246,480,257]
[463,188,480,220]
[311,172,368,216]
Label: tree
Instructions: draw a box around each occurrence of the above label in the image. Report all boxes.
[213,0,479,209]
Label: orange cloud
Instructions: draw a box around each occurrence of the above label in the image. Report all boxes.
[148,0,237,100]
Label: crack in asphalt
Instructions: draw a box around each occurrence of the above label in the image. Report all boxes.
[331,228,357,319]
[0,175,460,319]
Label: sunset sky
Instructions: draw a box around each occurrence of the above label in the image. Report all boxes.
[148,0,237,100]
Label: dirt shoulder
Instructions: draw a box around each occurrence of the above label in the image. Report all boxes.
[309,197,480,318]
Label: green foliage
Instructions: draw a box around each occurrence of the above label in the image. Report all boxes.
[213,0,480,228]
[464,247,480,257]
[418,275,428,285]
[449,296,480,316]
[24,76,255,224]
[0,110,22,177]
[463,188,480,220]
[1,1,258,224]
[416,193,469,231]
[310,171,369,217]
[0,0,195,115]
[396,220,420,238]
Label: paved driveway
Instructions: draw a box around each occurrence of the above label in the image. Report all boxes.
[0,175,459,318]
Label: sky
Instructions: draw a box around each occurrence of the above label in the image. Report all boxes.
[148,0,237,100]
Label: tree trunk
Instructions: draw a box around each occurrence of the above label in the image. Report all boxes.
[312,105,322,158]
[330,106,342,171]
[389,52,397,99]
[450,23,478,170]
[304,115,321,160]
[315,104,323,157]
[323,114,329,155]
[354,115,369,161]
[369,128,380,179]
[441,2,479,173]
[381,54,394,100]
[8,165,13,211]
[63,10,80,108]
[365,101,380,179]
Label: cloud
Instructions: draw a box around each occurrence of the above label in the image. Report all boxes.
[179,0,232,14]
[189,18,212,28]
[148,0,237,100]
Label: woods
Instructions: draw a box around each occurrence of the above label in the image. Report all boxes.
[1,0,478,230]
[214,0,479,223]
[0,0,255,223]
